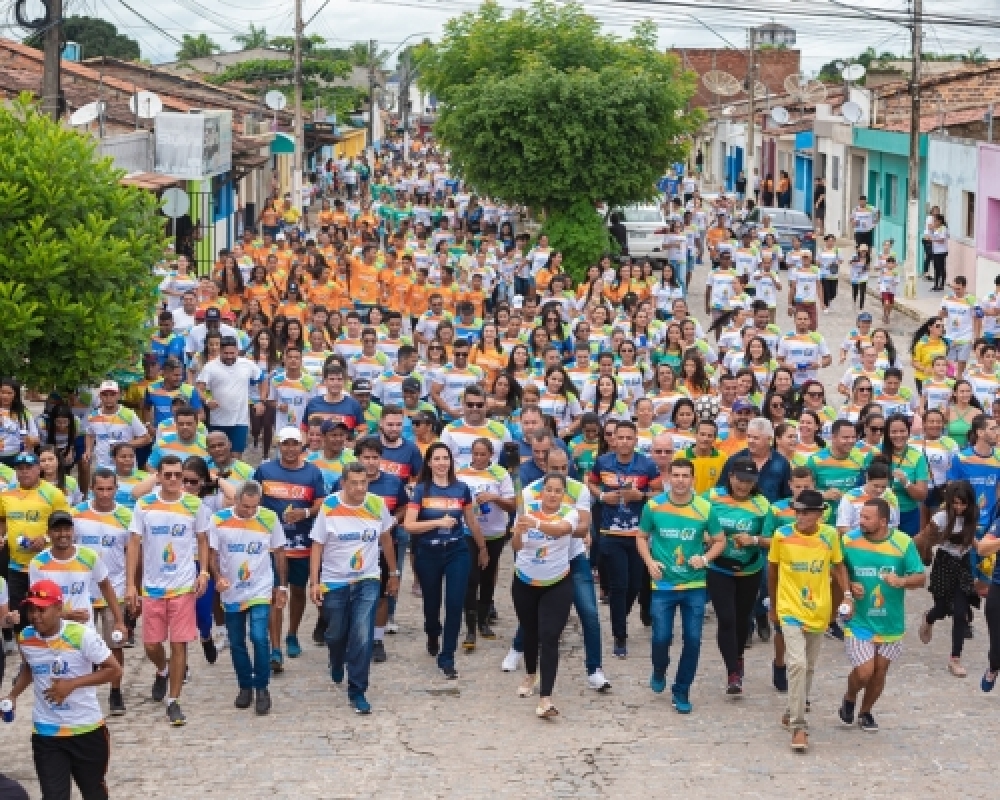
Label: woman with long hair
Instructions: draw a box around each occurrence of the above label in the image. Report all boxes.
[510,472,580,716]
[647,364,689,425]
[911,408,961,527]
[0,378,38,466]
[797,379,837,438]
[764,393,790,427]
[586,375,630,425]
[404,442,489,680]
[245,264,278,316]
[487,371,523,426]
[281,318,306,354]
[190,331,223,383]
[527,327,550,371]
[855,409,886,458]
[917,480,979,677]
[250,329,279,453]
[616,340,647,409]
[538,367,583,439]
[216,254,246,316]
[38,444,81,504]
[742,336,777,392]
[506,344,532,388]
[667,398,699,450]
[653,322,685,376]
[840,377,876,424]
[42,402,79,475]
[879,413,929,535]
[472,322,507,392]
[794,410,826,464]
[774,422,799,463]
[945,380,983,448]
[652,262,684,319]
[911,317,948,393]
[680,352,712,399]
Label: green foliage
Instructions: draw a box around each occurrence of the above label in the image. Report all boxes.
[177,33,220,60]
[0,95,163,391]
[540,201,615,280]
[25,15,140,60]
[232,24,269,51]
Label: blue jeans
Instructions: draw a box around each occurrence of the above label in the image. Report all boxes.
[387,528,410,620]
[225,604,272,689]
[601,535,645,640]
[512,554,603,674]
[650,588,707,694]
[413,539,470,669]
[195,566,215,641]
[322,580,380,698]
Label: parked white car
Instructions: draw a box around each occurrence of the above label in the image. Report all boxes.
[609,204,670,264]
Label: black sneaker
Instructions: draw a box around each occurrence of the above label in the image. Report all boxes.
[478,622,497,640]
[372,640,387,663]
[826,621,845,641]
[857,711,878,732]
[838,696,856,725]
[235,688,253,709]
[726,671,743,695]
[488,606,499,624]
[756,615,771,642]
[152,673,168,703]
[312,617,327,646]
[255,688,271,716]
[427,635,440,657]
[166,701,186,727]
[440,664,458,680]
[202,637,218,665]
[109,688,127,716]
[772,662,788,692]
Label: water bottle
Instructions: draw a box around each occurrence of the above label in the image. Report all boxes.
[477,491,492,517]
[111,631,124,646]
[0,699,14,724]
[838,602,852,620]
[17,536,31,550]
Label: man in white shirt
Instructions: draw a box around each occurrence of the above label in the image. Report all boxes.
[185,307,242,357]
[171,291,198,337]
[851,195,880,249]
[196,337,264,457]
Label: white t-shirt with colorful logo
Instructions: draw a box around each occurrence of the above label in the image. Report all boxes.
[513,505,580,586]
[310,493,394,590]
[72,502,132,605]
[209,507,284,612]
[129,492,211,598]
[29,547,108,627]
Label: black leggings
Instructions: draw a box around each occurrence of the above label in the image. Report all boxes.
[251,404,277,454]
[464,537,506,618]
[926,584,971,658]
[707,570,761,674]
[932,252,948,290]
[511,575,574,696]
[852,282,867,309]
[986,583,1000,672]
[922,238,934,276]
[821,277,839,307]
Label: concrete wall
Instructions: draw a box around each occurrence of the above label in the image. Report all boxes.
[671,47,801,110]
[927,134,978,288]
[975,143,1000,291]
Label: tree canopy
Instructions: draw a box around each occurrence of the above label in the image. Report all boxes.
[232,24,269,51]
[0,95,163,391]
[25,15,140,60]
[418,1,701,274]
[177,33,221,60]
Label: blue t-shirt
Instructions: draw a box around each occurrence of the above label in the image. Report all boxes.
[379,439,423,483]
[334,471,408,516]
[252,459,327,556]
[144,381,203,428]
[150,333,187,367]
[408,480,472,546]
[947,447,1000,531]
[302,394,365,435]
[590,451,660,534]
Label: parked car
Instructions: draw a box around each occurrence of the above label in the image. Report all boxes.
[737,207,816,257]
[608,205,670,264]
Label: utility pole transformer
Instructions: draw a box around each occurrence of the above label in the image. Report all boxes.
[904,0,922,296]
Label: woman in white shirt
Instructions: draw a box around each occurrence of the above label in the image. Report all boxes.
[930,213,950,291]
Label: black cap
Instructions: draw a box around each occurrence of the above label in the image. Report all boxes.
[413,410,437,425]
[205,307,221,321]
[401,377,421,393]
[792,489,827,512]
[48,510,74,529]
[729,459,759,480]
[320,419,350,434]
[352,378,373,393]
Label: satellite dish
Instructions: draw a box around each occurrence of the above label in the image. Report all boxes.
[161,188,191,219]
[721,105,735,116]
[752,80,770,100]
[703,70,743,97]
[771,106,790,125]
[130,90,163,119]
[784,73,828,104]
[265,90,287,111]
[69,101,103,126]
[842,64,866,82]
[841,101,863,124]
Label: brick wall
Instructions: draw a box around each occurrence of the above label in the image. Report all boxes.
[670,47,801,109]
[877,66,1000,126]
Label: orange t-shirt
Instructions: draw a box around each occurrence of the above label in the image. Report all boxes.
[457,288,488,318]
[388,273,413,313]
[437,284,460,315]
[308,280,349,313]
[472,347,507,391]
[408,282,433,315]
[351,263,380,305]
[331,211,350,229]
[317,210,335,228]
[276,301,309,323]
[244,283,278,313]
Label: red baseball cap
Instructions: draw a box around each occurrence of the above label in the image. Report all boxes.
[23,580,64,609]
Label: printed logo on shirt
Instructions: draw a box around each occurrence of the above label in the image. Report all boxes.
[261,481,316,502]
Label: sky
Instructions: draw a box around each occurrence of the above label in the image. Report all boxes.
[5,0,1000,71]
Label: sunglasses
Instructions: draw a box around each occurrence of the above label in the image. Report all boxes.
[857,387,873,392]
[414,420,433,426]
[183,477,203,486]
[652,449,674,455]
[868,426,884,433]
[162,472,183,480]
[805,391,824,397]
[465,402,485,409]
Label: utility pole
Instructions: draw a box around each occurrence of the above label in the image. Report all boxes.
[746,27,756,190]
[368,38,377,151]
[903,0,922,296]
[400,47,412,163]
[40,0,64,121]
[292,0,304,214]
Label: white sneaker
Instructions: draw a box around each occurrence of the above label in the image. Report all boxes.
[501,647,522,672]
[213,627,229,652]
[385,620,399,635]
[587,667,612,692]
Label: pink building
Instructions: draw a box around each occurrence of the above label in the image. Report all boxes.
[976,142,1000,292]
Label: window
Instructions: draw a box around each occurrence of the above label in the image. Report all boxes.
[885,174,898,217]
[817,152,827,180]
[988,197,1000,251]
[868,170,878,205]
[832,156,840,190]
[963,191,976,238]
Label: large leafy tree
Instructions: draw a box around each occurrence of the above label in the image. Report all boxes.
[232,24,269,51]
[419,1,702,277]
[0,95,163,391]
[25,15,140,60]
[177,33,221,60]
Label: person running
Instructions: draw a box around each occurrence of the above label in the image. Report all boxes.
[404,442,488,679]
[587,420,661,658]
[510,472,579,718]
[71,471,133,716]
[310,462,398,713]
[83,380,150,471]
[125,454,211,726]
[916,480,979,677]
[637,457,724,713]
[209,480,287,715]
[768,488,851,752]
[2,580,122,800]
[704,459,775,694]
[839,498,925,732]
[252,426,326,671]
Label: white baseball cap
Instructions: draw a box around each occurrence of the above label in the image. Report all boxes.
[98,380,120,394]
[277,426,303,443]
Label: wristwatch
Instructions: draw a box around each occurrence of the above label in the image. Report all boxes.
[278,586,290,593]
[390,570,401,577]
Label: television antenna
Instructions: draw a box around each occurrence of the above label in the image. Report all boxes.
[69,101,103,127]
[265,90,287,111]
[770,106,790,125]
[130,90,163,119]
[841,101,864,124]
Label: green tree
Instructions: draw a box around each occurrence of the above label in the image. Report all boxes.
[0,95,163,390]
[232,24,268,51]
[177,33,221,60]
[25,15,140,60]
[419,2,701,277]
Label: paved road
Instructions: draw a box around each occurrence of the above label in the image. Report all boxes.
[7,261,990,799]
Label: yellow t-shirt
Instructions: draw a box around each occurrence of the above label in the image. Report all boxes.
[768,522,843,633]
[1,481,71,572]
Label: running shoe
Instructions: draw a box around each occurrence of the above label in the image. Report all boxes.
[201,637,218,665]
[286,634,302,658]
[385,620,399,634]
[502,647,522,672]
[857,712,878,732]
[983,670,998,693]
[331,664,344,685]
[255,688,271,716]
[613,638,627,659]
[235,688,253,709]
[772,662,788,692]
[427,635,440,657]
[166,701,186,727]
[478,621,497,640]
[671,690,692,714]
[152,672,168,703]
[587,668,612,692]
[109,688,127,716]
[838,696,855,725]
[440,664,458,680]
[650,672,666,694]
[825,621,845,641]
[372,640,387,663]
[270,648,284,674]
[351,693,372,715]
[726,671,743,695]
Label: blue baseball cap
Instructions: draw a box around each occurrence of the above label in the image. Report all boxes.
[14,452,39,466]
